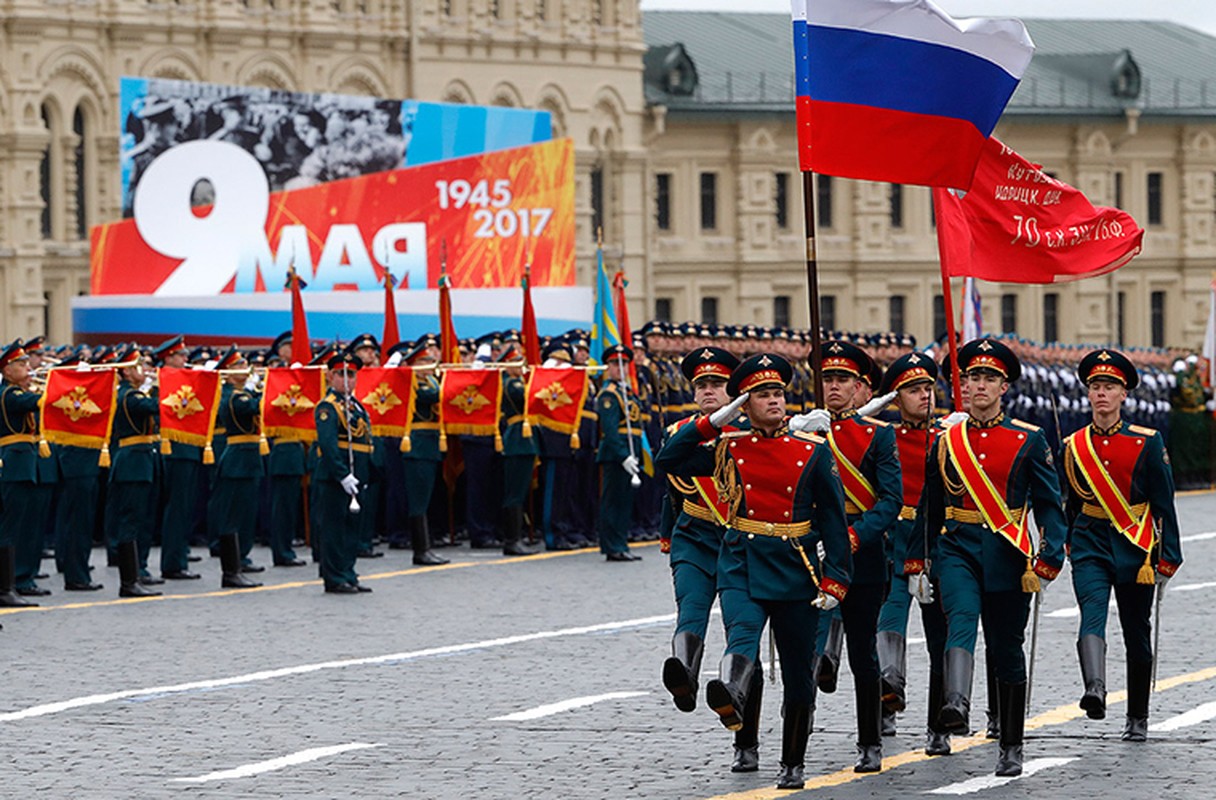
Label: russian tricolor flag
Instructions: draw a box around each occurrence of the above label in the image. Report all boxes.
[792,0,1034,190]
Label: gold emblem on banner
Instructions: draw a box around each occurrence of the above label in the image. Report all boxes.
[451,385,491,415]
[271,384,316,417]
[161,385,205,420]
[361,382,403,416]
[53,386,103,422]
[535,382,574,412]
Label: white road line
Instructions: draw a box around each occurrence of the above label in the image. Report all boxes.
[490,691,650,721]
[171,742,382,783]
[1181,531,1216,543]
[1170,580,1216,593]
[1046,606,1081,619]
[1149,700,1216,732]
[923,757,1076,795]
[0,612,675,723]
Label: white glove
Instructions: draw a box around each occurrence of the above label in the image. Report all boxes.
[290,361,303,369]
[75,362,90,372]
[708,392,749,429]
[621,454,640,477]
[1155,571,1170,587]
[856,390,897,418]
[812,592,840,612]
[385,352,403,368]
[340,473,360,496]
[789,408,831,433]
[204,359,219,371]
[244,373,260,392]
[940,411,968,429]
[908,573,935,605]
[139,376,155,394]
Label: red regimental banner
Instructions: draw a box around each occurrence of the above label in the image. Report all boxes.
[261,367,326,441]
[935,137,1144,284]
[440,369,502,440]
[90,139,575,295]
[355,367,417,439]
[158,367,222,449]
[39,369,118,450]
[524,367,589,438]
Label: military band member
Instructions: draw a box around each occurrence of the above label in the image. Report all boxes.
[50,352,105,592]
[0,341,56,604]
[153,336,204,581]
[657,353,851,790]
[313,352,373,593]
[810,340,901,773]
[914,338,1067,776]
[659,346,766,773]
[207,347,264,589]
[398,337,449,566]
[1061,349,1182,741]
[596,344,643,562]
[875,353,956,754]
[498,343,540,557]
[108,344,163,598]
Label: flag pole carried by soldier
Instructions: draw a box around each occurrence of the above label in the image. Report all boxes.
[657,353,851,791]
[1060,348,1183,741]
[911,338,1067,777]
[658,345,768,774]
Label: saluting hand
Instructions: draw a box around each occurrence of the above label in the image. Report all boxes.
[789,408,830,433]
[940,411,968,429]
[856,390,897,418]
[709,392,748,429]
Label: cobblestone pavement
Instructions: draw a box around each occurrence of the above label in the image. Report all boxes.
[3,492,1216,799]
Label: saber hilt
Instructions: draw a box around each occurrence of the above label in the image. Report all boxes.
[342,360,361,514]
[616,354,642,488]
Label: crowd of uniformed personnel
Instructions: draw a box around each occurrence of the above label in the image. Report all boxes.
[0,320,1196,783]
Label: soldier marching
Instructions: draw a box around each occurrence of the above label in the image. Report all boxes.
[0,323,1191,789]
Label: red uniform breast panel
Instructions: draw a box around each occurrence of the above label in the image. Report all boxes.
[728,433,818,523]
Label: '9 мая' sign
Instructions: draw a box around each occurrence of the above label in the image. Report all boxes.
[89,137,575,296]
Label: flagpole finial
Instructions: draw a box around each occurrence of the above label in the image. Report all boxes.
[597,226,603,249]
[441,239,448,273]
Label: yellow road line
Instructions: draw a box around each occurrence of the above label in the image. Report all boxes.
[0,541,659,617]
[702,665,1216,800]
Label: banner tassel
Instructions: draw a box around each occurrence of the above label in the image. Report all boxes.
[400,433,412,453]
[521,419,532,438]
[259,434,270,456]
[38,438,51,458]
[160,439,172,456]
[98,442,111,469]
[494,429,503,453]
[570,431,580,450]
[203,443,215,465]
[439,429,448,453]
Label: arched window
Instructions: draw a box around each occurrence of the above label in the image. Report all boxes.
[40,104,53,240]
[74,106,87,240]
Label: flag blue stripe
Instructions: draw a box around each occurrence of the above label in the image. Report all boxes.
[802,24,1019,136]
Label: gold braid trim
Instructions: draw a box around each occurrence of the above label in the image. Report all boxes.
[939,439,966,498]
[713,437,742,523]
[1063,443,1096,502]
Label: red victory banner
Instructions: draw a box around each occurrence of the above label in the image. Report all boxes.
[261,367,326,442]
[355,366,417,452]
[440,368,503,451]
[935,137,1144,283]
[525,366,591,449]
[158,367,223,463]
[38,369,119,464]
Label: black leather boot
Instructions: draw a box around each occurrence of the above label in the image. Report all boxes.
[994,680,1026,776]
[0,546,36,607]
[118,541,161,598]
[854,678,883,772]
[662,631,704,713]
[816,616,844,694]
[705,653,754,732]
[939,647,974,734]
[925,670,952,756]
[985,652,1001,739]
[877,631,907,712]
[410,516,449,566]
[220,534,261,589]
[1078,635,1107,720]
[776,703,812,790]
[501,507,539,556]
[1122,658,1152,742]
[732,663,763,772]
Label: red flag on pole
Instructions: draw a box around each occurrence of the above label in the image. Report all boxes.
[933,137,1144,283]
[288,267,310,366]
[439,242,462,364]
[521,265,541,366]
[381,271,401,363]
[611,270,638,391]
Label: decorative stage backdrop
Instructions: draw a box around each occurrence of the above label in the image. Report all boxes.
[77,78,588,346]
